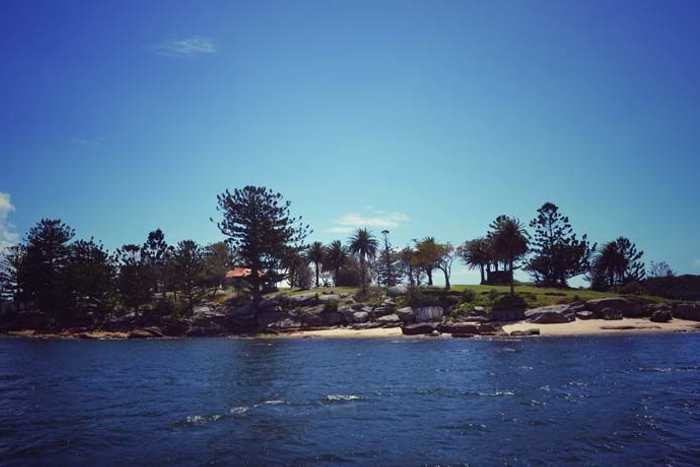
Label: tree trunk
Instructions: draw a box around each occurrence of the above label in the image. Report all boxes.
[315,262,320,288]
[360,257,367,293]
[426,268,433,286]
[479,264,485,284]
[443,269,450,290]
[509,259,515,295]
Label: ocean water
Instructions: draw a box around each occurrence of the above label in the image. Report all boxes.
[1,335,700,466]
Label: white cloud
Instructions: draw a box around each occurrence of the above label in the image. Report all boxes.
[325,210,410,234]
[155,37,217,56]
[693,258,700,269]
[0,193,18,252]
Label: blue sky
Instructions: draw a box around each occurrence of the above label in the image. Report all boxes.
[2,0,699,284]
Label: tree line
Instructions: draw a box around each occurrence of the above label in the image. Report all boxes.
[1,185,665,326]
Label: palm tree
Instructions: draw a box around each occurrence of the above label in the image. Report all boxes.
[348,228,378,294]
[307,241,325,288]
[459,237,491,284]
[324,240,348,286]
[488,215,529,294]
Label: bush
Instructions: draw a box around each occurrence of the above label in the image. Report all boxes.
[323,299,339,313]
[461,289,476,303]
[487,289,500,303]
[406,288,441,307]
[492,294,527,311]
[618,281,646,296]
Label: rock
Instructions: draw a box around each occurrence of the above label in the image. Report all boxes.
[529,311,574,324]
[351,311,370,323]
[441,322,479,336]
[430,330,441,337]
[266,318,302,331]
[376,314,401,326]
[575,310,595,320]
[586,297,643,317]
[387,284,408,297]
[461,315,490,323]
[510,328,540,337]
[477,323,502,335]
[473,306,486,314]
[396,306,415,324]
[415,306,444,322]
[102,313,136,332]
[673,303,700,321]
[257,310,293,329]
[186,322,225,337]
[141,326,164,337]
[650,309,672,323]
[160,317,191,336]
[383,298,397,308]
[320,310,344,326]
[288,292,319,305]
[401,323,438,335]
[598,307,623,320]
[525,305,573,321]
[227,304,257,332]
[128,328,160,338]
[318,294,340,303]
[257,298,280,310]
[372,306,393,319]
[490,308,525,322]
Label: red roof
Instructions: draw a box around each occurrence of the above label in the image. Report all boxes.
[225,267,252,279]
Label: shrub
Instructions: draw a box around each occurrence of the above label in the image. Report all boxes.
[323,299,339,313]
[461,289,476,303]
[487,289,500,303]
[619,281,646,296]
[492,294,527,311]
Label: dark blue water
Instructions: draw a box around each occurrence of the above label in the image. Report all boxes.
[2,335,700,466]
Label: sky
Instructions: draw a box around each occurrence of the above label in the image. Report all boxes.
[1,0,699,285]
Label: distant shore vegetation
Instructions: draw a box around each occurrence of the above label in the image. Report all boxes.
[0,185,693,329]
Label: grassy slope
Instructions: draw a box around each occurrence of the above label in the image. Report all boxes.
[214,284,666,309]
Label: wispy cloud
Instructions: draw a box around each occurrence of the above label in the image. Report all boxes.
[155,36,217,57]
[325,210,410,234]
[693,258,700,269]
[0,193,18,252]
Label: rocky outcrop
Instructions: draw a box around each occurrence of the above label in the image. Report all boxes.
[525,305,575,324]
[441,322,479,336]
[510,328,540,337]
[401,323,439,335]
[490,308,525,322]
[387,285,408,297]
[396,307,415,323]
[376,314,401,327]
[598,307,623,320]
[415,306,444,322]
[650,309,672,323]
[673,303,700,321]
[128,327,164,338]
[585,297,644,317]
[575,310,595,320]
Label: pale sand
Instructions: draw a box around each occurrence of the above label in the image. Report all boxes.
[503,318,700,337]
[261,327,405,339]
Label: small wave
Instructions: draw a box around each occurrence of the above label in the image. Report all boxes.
[229,406,249,415]
[539,385,550,392]
[476,391,514,397]
[179,414,223,426]
[325,394,362,402]
[261,400,286,405]
[639,366,700,373]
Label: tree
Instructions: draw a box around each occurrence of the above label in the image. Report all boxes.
[648,260,674,278]
[142,228,172,294]
[23,219,75,319]
[171,240,205,313]
[307,241,325,288]
[459,238,491,285]
[66,238,115,314]
[488,215,529,294]
[216,186,310,305]
[398,246,418,287]
[202,242,233,297]
[348,228,378,294]
[115,244,152,316]
[413,237,442,286]
[323,240,348,286]
[0,244,27,307]
[590,237,645,290]
[435,242,456,290]
[377,230,400,287]
[526,202,595,287]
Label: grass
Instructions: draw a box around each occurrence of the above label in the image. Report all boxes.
[214,283,667,308]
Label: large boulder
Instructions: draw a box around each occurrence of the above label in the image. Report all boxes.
[673,303,700,321]
[575,310,595,320]
[320,310,344,326]
[527,306,575,324]
[585,297,644,317]
[256,310,293,329]
[128,327,163,338]
[650,309,672,323]
[401,323,438,335]
[266,318,302,332]
[372,306,393,319]
[598,307,623,320]
[350,311,370,323]
[376,314,401,327]
[415,306,444,322]
[387,284,408,297]
[490,308,525,322]
[441,322,479,337]
[288,292,320,306]
[396,306,415,324]
[318,294,341,303]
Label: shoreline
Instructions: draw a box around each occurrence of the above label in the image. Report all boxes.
[3,318,700,340]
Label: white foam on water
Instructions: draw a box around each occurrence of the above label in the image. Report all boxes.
[325,394,362,401]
